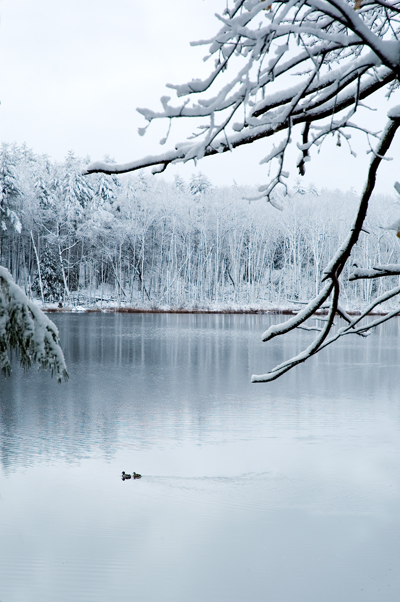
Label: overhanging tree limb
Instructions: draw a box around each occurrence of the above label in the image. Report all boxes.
[0,267,68,381]
[82,0,400,381]
[251,113,400,381]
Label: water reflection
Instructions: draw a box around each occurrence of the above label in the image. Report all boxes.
[0,314,399,601]
[1,313,400,471]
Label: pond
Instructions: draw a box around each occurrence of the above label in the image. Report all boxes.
[0,313,399,602]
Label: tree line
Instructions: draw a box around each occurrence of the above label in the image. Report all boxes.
[1,142,399,311]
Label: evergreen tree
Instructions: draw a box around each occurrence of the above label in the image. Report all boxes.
[61,151,94,217]
[0,144,22,234]
[174,174,186,193]
[32,246,65,302]
[0,266,67,380]
[189,173,212,197]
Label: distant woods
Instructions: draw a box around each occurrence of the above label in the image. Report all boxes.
[1,143,400,310]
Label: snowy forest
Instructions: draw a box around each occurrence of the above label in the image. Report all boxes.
[1,142,400,312]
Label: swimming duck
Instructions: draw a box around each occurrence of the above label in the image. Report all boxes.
[133,472,142,479]
[121,471,131,480]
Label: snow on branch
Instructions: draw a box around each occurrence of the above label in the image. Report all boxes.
[349,264,400,279]
[85,0,400,202]
[252,114,400,382]
[0,267,68,381]
[83,0,400,382]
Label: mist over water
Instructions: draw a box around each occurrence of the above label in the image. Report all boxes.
[1,313,399,601]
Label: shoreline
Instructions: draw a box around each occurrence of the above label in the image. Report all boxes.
[43,306,393,317]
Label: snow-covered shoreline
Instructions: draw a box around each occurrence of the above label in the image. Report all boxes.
[42,303,391,317]
[3,145,400,323]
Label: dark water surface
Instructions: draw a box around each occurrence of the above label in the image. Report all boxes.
[0,313,399,602]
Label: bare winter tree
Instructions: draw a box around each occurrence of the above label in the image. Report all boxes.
[83,0,400,381]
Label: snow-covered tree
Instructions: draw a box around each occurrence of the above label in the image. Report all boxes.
[189,173,212,197]
[0,147,68,380]
[31,245,65,302]
[0,149,68,379]
[0,144,22,236]
[61,151,93,219]
[174,174,186,193]
[85,0,400,381]
[1,147,399,327]
[0,266,67,380]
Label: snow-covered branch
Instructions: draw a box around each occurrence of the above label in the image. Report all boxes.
[349,263,400,279]
[0,267,68,380]
[81,1,400,382]
[251,113,400,381]
[85,0,400,199]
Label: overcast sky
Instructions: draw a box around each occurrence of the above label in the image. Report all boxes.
[1,0,400,195]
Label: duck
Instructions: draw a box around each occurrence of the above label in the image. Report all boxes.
[121,471,131,480]
[133,472,142,479]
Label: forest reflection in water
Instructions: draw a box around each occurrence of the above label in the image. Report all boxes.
[0,313,399,602]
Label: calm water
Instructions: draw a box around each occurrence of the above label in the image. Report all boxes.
[0,313,399,602]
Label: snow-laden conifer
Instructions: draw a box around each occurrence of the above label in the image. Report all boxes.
[0,144,22,235]
[0,266,67,380]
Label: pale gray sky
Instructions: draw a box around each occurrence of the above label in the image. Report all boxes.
[1,0,400,194]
